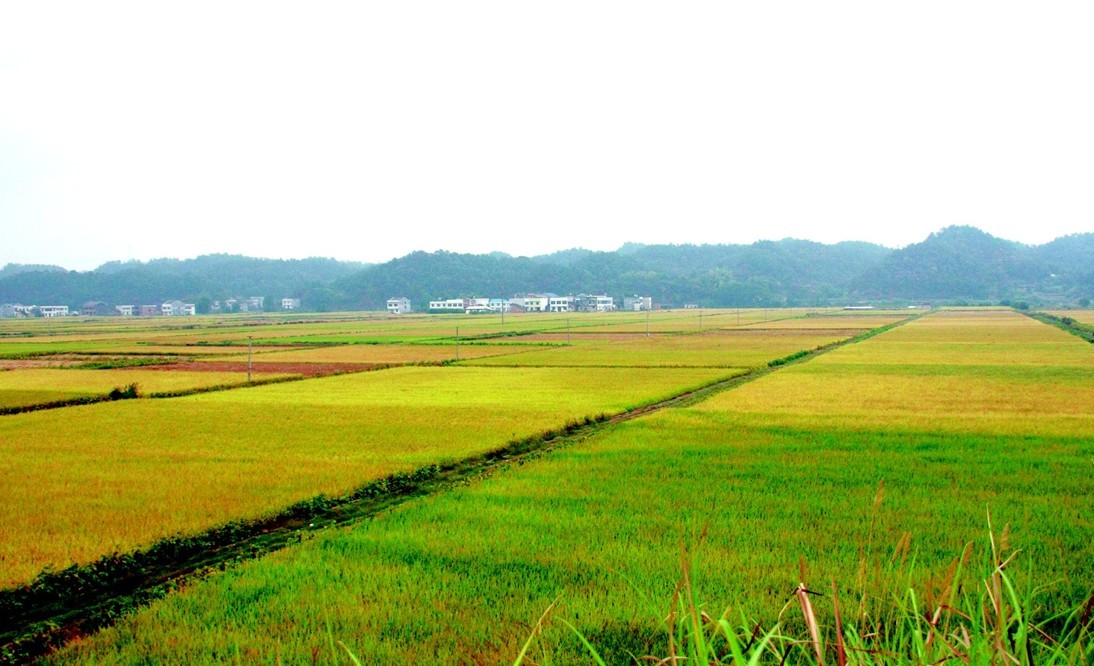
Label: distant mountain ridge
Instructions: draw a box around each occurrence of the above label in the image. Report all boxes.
[0,227,1090,311]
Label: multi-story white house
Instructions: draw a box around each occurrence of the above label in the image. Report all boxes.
[115,305,136,316]
[575,294,615,312]
[39,305,69,318]
[488,298,510,313]
[508,294,549,312]
[623,296,653,311]
[387,297,412,314]
[161,300,196,316]
[281,298,302,311]
[548,296,573,312]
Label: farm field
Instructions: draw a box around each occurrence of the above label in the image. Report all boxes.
[197,342,538,365]
[0,368,298,409]
[1046,309,1094,325]
[0,365,734,589]
[464,313,908,368]
[44,308,1094,664]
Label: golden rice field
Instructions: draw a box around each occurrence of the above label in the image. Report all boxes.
[464,327,875,368]
[41,308,1094,664]
[697,309,1094,437]
[195,342,535,365]
[0,368,298,409]
[1046,309,1094,324]
[0,365,732,588]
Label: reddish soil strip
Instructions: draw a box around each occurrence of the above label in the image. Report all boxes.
[138,361,383,377]
[706,328,867,337]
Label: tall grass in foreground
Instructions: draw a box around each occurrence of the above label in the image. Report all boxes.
[515,515,1093,665]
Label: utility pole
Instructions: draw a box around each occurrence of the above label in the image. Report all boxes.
[247,335,253,383]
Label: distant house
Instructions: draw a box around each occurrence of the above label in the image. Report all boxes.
[247,296,265,310]
[843,305,875,311]
[574,294,615,312]
[509,294,549,313]
[139,304,160,317]
[623,296,653,312]
[162,300,196,316]
[465,298,492,314]
[115,305,136,316]
[38,305,69,318]
[281,297,301,311]
[387,297,412,315]
[0,304,17,318]
[548,295,573,313]
[429,298,466,313]
[82,301,114,317]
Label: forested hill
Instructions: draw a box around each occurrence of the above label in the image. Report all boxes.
[850,226,1093,302]
[1,228,1091,311]
[0,255,366,310]
[334,239,892,310]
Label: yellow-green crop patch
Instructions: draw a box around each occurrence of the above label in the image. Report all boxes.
[197,342,534,365]
[464,328,857,367]
[0,368,300,409]
[0,366,731,588]
[698,309,1094,437]
[1046,309,1094,325]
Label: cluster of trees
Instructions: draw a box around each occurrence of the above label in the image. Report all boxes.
[1,228,1090,312]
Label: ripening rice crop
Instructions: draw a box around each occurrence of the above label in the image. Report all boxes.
[195,342,534,365]
[464,328,858,368]
[47,310,1094,665]
[0,368,298,409]
[0,365,732,588]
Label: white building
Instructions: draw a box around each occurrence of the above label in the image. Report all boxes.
[39,305,69,317]
[508,294,549,312]
[548,296,573,312]
[115,305,136,316]
[247,296,265,310]
[623,296,653,311]
[281,298,302,311]
[464,298,492,314]
[575,294,615,312]
[387,297,411,314]
[429,298,466,313]
[162,300,196,316]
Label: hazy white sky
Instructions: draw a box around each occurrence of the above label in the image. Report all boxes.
[1,2,1091,270]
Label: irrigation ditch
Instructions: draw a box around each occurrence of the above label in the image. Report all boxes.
[0,313,925,664]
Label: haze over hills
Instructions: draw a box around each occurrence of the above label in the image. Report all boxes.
[1,227,1090,312]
